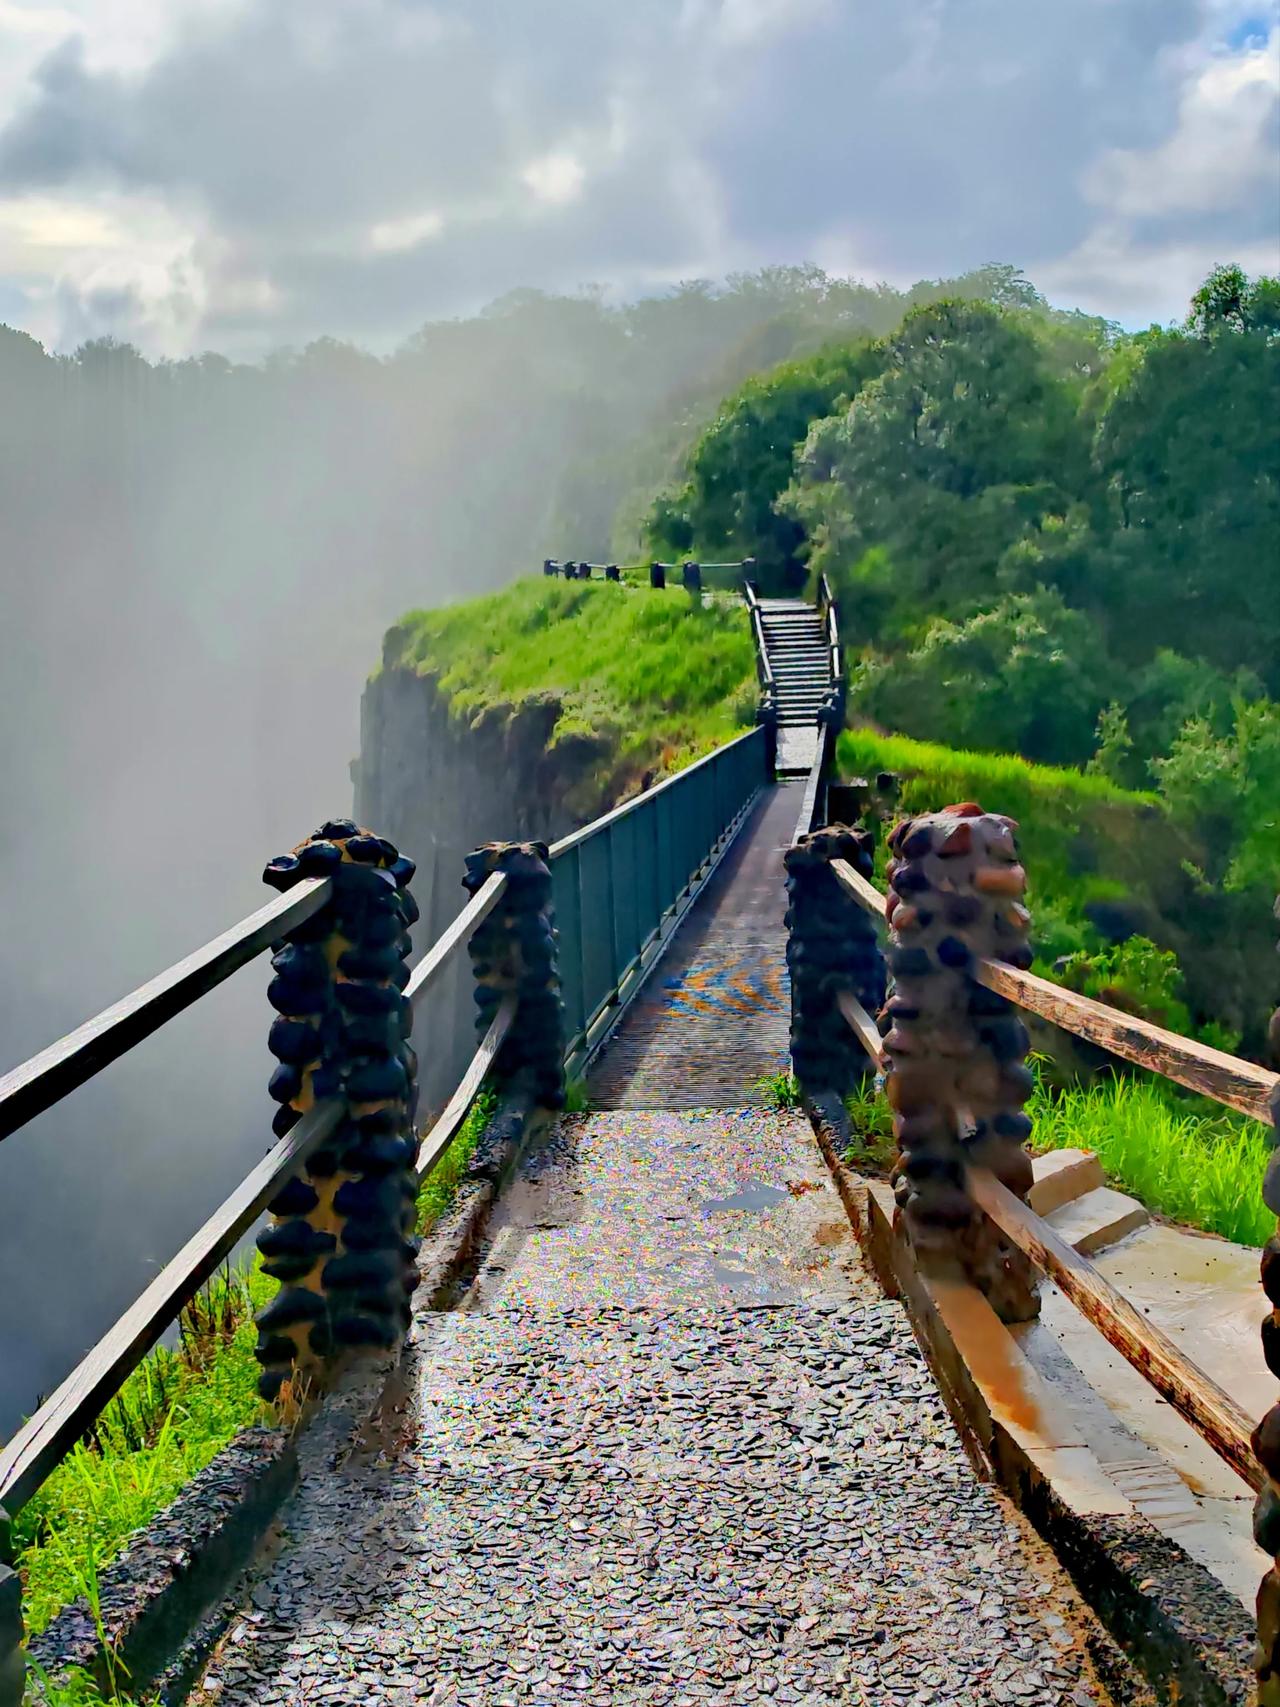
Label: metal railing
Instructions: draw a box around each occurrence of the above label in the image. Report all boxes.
[549,725,768,1070]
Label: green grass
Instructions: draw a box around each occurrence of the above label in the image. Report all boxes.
[1029,1071,1272,1246]
[385,578,757,800]
[13,1265,274,1646]
[415,1089,498,1232]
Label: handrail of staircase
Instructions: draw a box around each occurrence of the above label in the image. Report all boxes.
[742,582,775,692]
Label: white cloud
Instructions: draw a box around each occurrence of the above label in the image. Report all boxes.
[520,150,586,206]
[1086,31,1280,216]
[368,208,445,253]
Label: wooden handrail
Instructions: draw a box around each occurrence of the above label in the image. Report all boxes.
[0,878,333,1144]
[793,747,826,844]
[968,1168,1260,1490]
[828,859,1278,1125]
[0,1097,343,1514]
[405,873,507,1008]
[414,996,515,1181]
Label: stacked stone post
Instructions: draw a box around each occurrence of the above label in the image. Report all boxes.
[543,559,557,577]
[464,842,566,1111]
[757,691,778,780]
[682,560,702,593]
[0,1507,22,1707]
[605,563,620,583]
[253,820,420,1403]
[561,560,577,580]
[881,803,1039,1322]
[785,827,887,1103]
[1254,895,1280,1704]
[649,561,666,590]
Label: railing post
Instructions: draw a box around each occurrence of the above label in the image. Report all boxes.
[1255,896,1280,1704]
[649,561,665,590]
[882,804,1040,1322]
[543,558,557,577]
[0,1506,23,1707]
[464,843,566,1110]
[682,560,702,594]
[605,563,620,582]
[254,820,421,1403]
[784,827,886,1126]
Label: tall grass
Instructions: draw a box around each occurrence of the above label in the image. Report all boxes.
[13,1264,274,1642]
[1029,1072,1272,1247]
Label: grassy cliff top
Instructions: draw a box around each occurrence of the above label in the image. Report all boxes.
[384,578,757,774]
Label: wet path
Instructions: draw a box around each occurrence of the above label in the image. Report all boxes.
[196,788,1112,1707]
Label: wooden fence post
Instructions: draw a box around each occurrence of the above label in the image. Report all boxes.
[1255,895,1280,1704]
[253,820,421,1403]
[882,804,1040,1321]
[785,827,886,1121]
[464,843,566,1111]
[0,1506,22,1707]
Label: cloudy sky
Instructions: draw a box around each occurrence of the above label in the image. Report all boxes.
[0,0,1276,357]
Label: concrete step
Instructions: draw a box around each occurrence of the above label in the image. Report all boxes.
[1043,1185,1149,1256]
[1029,1148,1105,1217]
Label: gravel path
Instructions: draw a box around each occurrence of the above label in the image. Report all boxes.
[197,1111,1111,1707]
[194,788,1115,1706]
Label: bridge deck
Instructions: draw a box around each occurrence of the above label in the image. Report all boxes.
[197,786,1111,1707]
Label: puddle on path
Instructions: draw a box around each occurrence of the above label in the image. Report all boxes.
[700,1179,789,1214]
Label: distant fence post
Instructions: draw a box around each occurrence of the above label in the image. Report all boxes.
[543,559,557,577]
[561,560,577,580]
[1255,895,1280,1704]
[682,560,702,594]
[254,820,420,1403]
[784,827,886,1125]
[605,563,620,582]
[0,1507,22,1707]
[756,690,778,779]
[882,804,1039,1322]
[464,843,566,1111]
[649,561,665,590]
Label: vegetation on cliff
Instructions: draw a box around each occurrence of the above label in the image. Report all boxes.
[384,577,758,804]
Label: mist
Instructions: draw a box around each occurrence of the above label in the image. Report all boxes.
[2,265,1020,1433]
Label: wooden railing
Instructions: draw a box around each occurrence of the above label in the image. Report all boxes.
[821,846,1276,1481]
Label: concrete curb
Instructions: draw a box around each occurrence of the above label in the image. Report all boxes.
[817,1132,1255,1707]
[28,1089,545,1703]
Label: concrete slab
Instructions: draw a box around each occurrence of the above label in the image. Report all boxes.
[1044,1184,1149,1255]
[1029,1147,1105,1216]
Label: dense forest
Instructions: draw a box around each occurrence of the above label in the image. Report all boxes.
[648,264,1280,1053]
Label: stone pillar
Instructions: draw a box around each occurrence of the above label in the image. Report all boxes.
[682,560,702,593]
[561,560,577,580]
[785,827,887,1104]
[1255,895,1280,1704]
[254,820,420,1404]
[542,559,557,577]
[649,561,665,590]
[882,804,1039,1322]
[0,1508,22,1707]
[605,563,620,582]
[464,842,566,1111]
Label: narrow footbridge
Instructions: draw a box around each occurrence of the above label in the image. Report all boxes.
[1,582,1277,1707]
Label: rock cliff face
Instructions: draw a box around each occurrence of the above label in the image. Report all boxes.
[354,662,619,1110]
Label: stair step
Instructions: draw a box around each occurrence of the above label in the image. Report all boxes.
[1028,1148,1105,1217]
[1043,1185,1149,1256]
